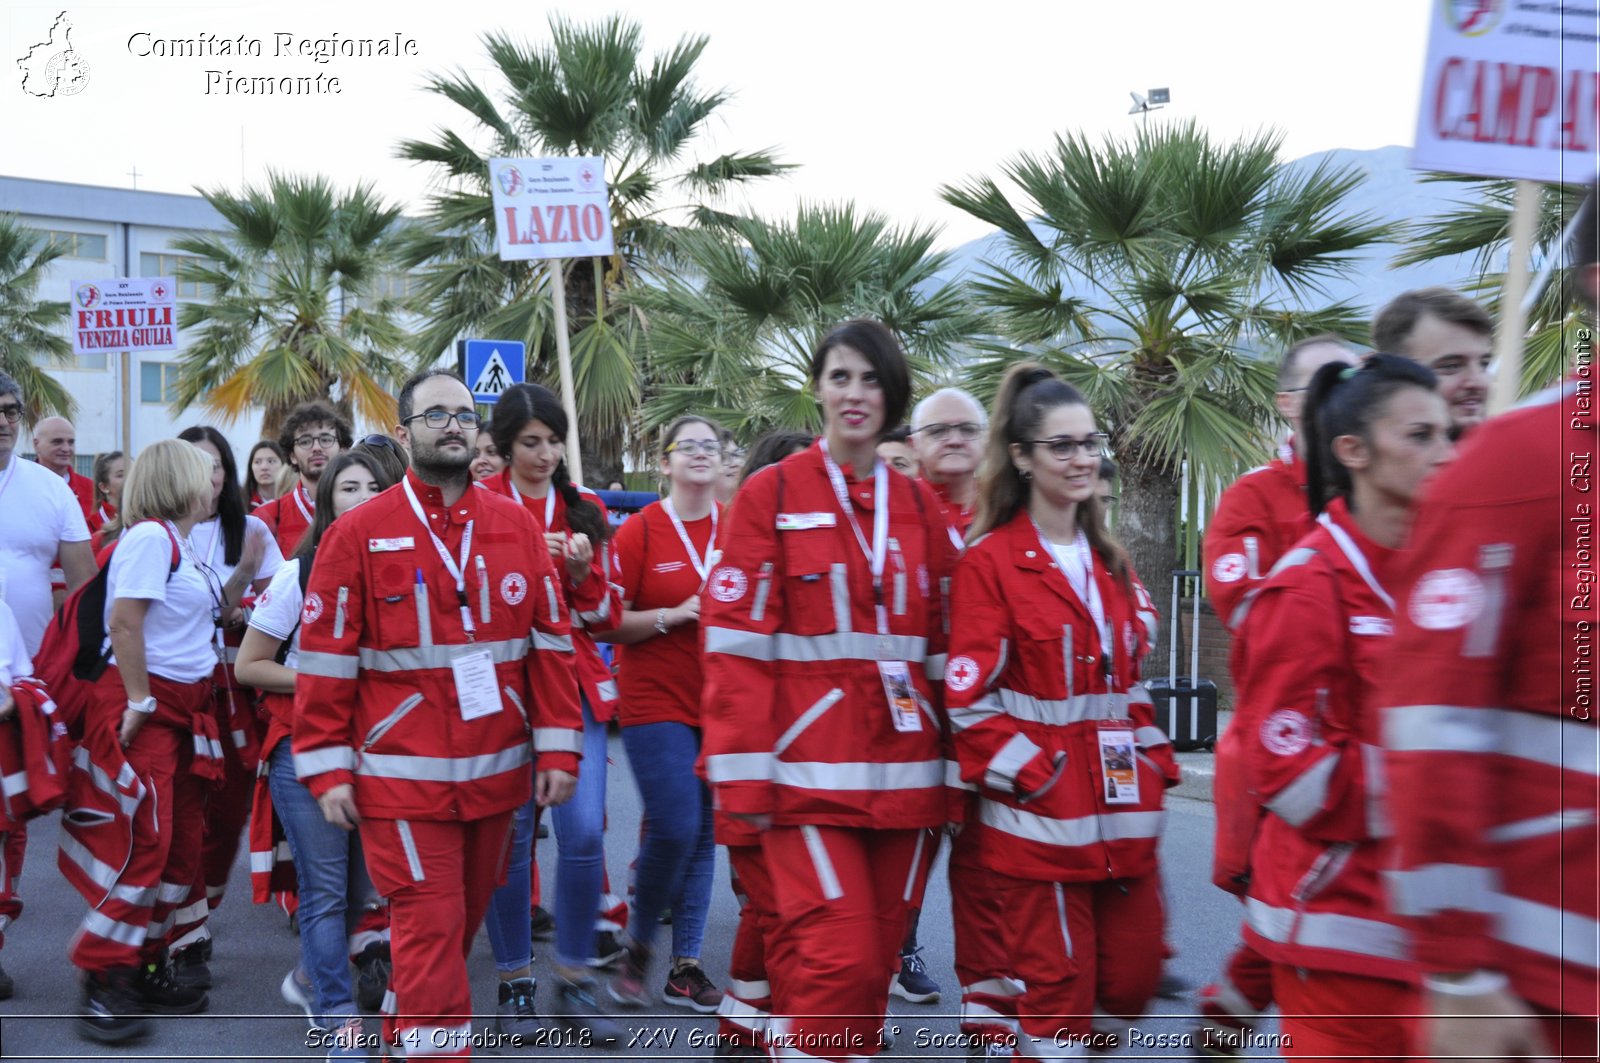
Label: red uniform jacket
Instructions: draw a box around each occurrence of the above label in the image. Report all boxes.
[0,678,71,828]
[255,484,316,557]
[699,443,958,829]
[293,471,583,821]
[945,511,1174,882]
[1233,499,1413,983]
[1377,382,1598,1016]
[484,471,623,721]
[1203,441,1311,631]
[929,479,976,547]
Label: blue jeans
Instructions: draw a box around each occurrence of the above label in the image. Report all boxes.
[619,722,715,960]
[482,795,537,973]
[551,697,609,967]
[268,741,376,1022]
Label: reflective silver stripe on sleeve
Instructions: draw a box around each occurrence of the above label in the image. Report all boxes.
[1497,893,1600,969]
[544,576,560,624]
[1384,863,1502,916]
[415,582,432,646]
[577,593,612,625]
[893,570,906,616]
[704,752,773,784]
[984,732,1045,793]
[773,759,944,792]
[356,744,531,784]
[1063,626,1073,699]
[1487,807,1596,843]
[703,627,927,665]
[948,692,1005,733]
[949,689,1131,732]
[293,746,357,778]
[978,799,1164,847]
[1385,705,1599,776]
[829,564,852,633]
[357,637,529,672]
[532,632,574,653]
[704,627,775,661]
[396,820,425,882]
[774,689,844,756]
[333,586,349,640]
[924,654,946,682]
[750,564,773,622]
[1134,725,1169,749]
[800,825,844,900]
[1264,750,1339,828]
[297,651,360,680]
[986,639,1009,687]
[1363,741,1390,838]
[946,758,977,792]
[1462,543,1511,658]
[533,728,583,754]
[1246,897,1409,962]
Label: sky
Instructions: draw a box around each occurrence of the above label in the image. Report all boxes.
[4,0,1437,248]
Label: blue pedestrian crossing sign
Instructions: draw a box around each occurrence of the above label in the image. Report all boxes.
[458,339,525,405]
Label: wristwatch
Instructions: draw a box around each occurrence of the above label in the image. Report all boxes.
[127,696,157,714]
[655,608,670,635]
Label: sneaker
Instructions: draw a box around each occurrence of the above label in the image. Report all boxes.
[890,946,941,1004]
[663,961,722,1013]
[607,938,652,1008]
[530,905,555,941]
[659,906,672,925]
[282,966,327,1031]
[494,977,540,1038]
[1156,969,1191,1000]
[170,940,213,991]
[0,958,13,1000]
[353,941,391,1013]
[132,956,208,1014]
[1195,980,1255,1058]
[551,975,623,1047]
[77,968,152,1044]
[590,929,626,969]
[326,1014,371,1060]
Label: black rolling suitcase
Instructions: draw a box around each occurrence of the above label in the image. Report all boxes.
[1145,568,1219,752]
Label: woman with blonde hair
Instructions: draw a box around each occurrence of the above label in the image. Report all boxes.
[63,439,222,1044]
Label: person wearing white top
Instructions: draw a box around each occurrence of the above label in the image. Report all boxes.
[0,373,95,655]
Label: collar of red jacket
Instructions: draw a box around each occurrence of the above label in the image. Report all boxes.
[405,468,480,528]
[1320,495,1398,580]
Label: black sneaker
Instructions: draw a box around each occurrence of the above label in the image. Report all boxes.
[132,956,209,1014]
[353,941,391,1013]
[607,938,652,1008]
[662,961,722,1013]
[552,975,623,1047]
[659,906,672,925]
[530,905,555,941]
[1156,969,1191,1000]
[0,957,13,1000]
[170,940,213,990]
[78,968,152,1044]
[494,977,540,1038]
[890,945,941,1004]
[590,930,626,969]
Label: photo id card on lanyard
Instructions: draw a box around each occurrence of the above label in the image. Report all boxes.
[1097,726,1139,804]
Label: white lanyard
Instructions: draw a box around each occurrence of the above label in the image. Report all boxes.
[818,440,890,634]
[662,497,718,581]
[292,483,314,524]
[402,478,477,636]
[98,503,113,525]
[1317,511,1395,612]
[947,524,964,550]
[1034,520,1111,669]
[509,480,558,531]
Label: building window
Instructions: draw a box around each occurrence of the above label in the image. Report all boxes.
[140,361,179,404]
[30,229,107,260]
[139,252,213,298]
[72,353,109,371]
[371,271,422,300]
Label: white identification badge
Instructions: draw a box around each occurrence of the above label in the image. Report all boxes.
[877,660,923,733]
[451,648,504,721]
[776,512,838,531]
[1097,727,1139,805]
[368,537,416,553]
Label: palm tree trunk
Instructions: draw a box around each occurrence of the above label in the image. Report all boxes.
[1117,456,1181,678]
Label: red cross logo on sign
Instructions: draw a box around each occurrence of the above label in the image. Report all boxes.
[708,566,747,603]
[946,655,981,693]
[151,282,168,299]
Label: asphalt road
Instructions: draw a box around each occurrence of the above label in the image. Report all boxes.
[0,733,1282,1061]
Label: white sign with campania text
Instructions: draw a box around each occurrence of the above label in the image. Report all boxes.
[488,156,616,261]
[71,277,178,355]
[1412,0,1599,182]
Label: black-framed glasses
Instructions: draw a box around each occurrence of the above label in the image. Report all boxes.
[294,433,339,449]
[360,433,399,450]
[403,409,482,430]
[0,404,21,424]
[1027,434,1109,459]
[914,421,983,442]
[666,439,723,457]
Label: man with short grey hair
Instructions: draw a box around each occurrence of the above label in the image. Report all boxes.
[910,387,987,542]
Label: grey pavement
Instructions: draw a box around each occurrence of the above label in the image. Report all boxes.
[0,730,1275,1061]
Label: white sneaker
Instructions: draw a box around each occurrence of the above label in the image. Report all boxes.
[281,966,327,1032]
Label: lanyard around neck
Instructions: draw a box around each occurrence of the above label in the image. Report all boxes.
[663,497,718,581]
[1032,518,1110,666]
[293,483,314,524]
[402,478,477,635]
[1317,511,1395,612]
[819,440,890,635]
[510,479,558,530]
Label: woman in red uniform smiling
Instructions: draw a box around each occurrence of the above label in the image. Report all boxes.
[1233,354,1454,1059]
[944,363,1172,1058]
[700,319,957,1063]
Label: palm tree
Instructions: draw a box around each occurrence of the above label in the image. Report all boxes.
[0,214,74,419]
[167,173,414,439]
[628,202,981,438]
[942,120,1393,586]
[396,14,791,481]
[1394,176,1591,396]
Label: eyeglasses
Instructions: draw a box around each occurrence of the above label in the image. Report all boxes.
[0,404,21,424]
[1027,434,1109,459]
[294,433,339,450]
[667,440,723,457]
[914,422,983,442]
[360,433,399,451]
[403,409,482,430]
[1099,495,1118,506]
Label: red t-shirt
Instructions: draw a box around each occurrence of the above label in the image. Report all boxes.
[613,499,721,728]
[255,482,316,556]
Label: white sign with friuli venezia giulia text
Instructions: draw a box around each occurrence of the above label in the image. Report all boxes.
[488,156,615,261]
[71,277,178,355]
[1413,0,1599,182]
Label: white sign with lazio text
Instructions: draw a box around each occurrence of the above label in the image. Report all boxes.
[1413,0,1599,182]
[488,156,616,261]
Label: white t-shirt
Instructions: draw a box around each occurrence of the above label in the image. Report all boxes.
[248,558,303,669]
[0,456,91,655]
[0,600,33,686]
[104,522,219,684]
[1046,532,1111,658]
[190,514,285,588]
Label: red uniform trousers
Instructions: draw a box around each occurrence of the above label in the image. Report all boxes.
[762,826,921,1061]
[951,849,1022,1046]
[172,687,258,950]
[986,871,1163,1057]
[70,669,210,971]
[0,826,26,950]
[361,812,513,1059]
[720,843,779,1049]
[1200,931,1276,1028]
[1271,965,1415,1063]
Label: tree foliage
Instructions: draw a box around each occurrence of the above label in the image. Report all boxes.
[0,214,74,420]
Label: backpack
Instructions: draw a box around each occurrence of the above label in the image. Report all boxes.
[33,521,181,736]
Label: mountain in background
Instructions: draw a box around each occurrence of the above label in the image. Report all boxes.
[933,144,1488,333]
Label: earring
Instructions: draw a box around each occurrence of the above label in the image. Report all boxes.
[1019,469,1032,482]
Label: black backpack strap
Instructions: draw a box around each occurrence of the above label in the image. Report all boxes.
[275,559,310,666]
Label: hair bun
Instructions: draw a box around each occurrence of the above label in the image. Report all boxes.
[1018,366,1056,390]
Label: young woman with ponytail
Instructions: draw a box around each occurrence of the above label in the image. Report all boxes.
[479,382,624,1044]
[944,362,1173,1057]
[1229,353,1453,1060]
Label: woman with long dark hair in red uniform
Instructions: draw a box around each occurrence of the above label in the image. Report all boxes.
[944,363,1173,1058]
[700,319,958,1062]
[1232,354,1453,1059]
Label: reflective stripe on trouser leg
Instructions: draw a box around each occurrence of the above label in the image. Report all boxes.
[723,844,777,1048]
[951,852,1020,1042]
